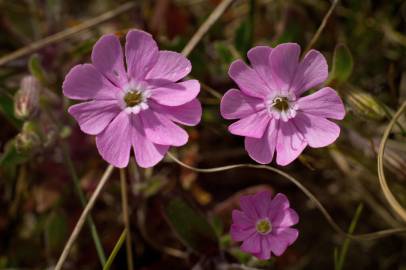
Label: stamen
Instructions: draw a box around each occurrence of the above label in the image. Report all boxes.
[124,91,143,107]
[256,218,272,235]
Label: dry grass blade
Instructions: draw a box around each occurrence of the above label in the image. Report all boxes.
[377,101,406,223]
[54,165,114,270]
[0,2,136,66]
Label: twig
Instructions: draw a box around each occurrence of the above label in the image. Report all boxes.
[304,0,340,53]
[377,101,406,223]
[61,143,107,266]
[103,229,127,270]
[54,165,114,270]
[181,0,235,57]
[167,152,406,240]
[120,169,134,270]
[0,2,136,66]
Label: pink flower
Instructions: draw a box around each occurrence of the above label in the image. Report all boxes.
[220,44,345,166]
[63,30,201,168]
[230,191,299,260]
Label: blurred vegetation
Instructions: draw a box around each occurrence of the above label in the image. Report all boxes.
[1,0,406,269]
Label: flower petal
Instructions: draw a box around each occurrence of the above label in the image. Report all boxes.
[228,59,271,99]
[254,236,272,260]
[272,208,299,228]
[149,79,200,106]
[269,43,301,94]
[247,46,278,91]
[268,193,290,220]
[232,210,255,229]
[240,195,259,219]
[275,120,307,166]
[95,111,132,168]
[268,235,289,256]
[273,227,299,246]
[245,119,278,164]
[149,99,202,126]
[146,51,191,82]
[252,191,272,218]
[62,64,120,100]
[293,112,341,148]
[125,30,159,81]
[140,109,188,146]
[68,100,121,135]
[230,225,256,242]
[220,89,265,120]
[297,87,345,120]
[91,34,127,87]
[241,233,261,254]
[131,115,169,168]
[290,49,328,96]
[228,110,270,139]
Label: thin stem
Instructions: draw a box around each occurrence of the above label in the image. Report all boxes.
[55,165,114,270]
[61,143,106,266]
[167,152,406,240]
[103,229,127,270]
[120,169,134,270]
[0,1,136,66]
[377,101,406,223]
[181,0,235,57]
[304,0,340,53]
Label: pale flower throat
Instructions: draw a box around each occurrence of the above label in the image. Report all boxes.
[256,218,272,235]
[266,93,298,122]
[121,83,151,114]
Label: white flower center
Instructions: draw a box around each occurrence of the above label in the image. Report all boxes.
[121,82,150,114]
[266,93,298,122]
[256,218,272,235]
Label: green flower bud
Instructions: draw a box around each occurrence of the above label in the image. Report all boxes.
[347,88,386,121]
[14,76,41,120]
[14,122,42,154]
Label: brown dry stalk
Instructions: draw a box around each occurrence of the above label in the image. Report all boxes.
[377,101,406,223]
[54,165,114,270]
[0,2,136,66]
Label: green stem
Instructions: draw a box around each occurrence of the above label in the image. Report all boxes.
[103,229,127,270]
[335,203,363,270]
[61,143,106,265]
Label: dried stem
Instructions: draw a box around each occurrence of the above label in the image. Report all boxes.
[0,2,136,66]
[167,152,406,240]
[181,0,235,57]
[120,169,134,270]
[377,101,406,223]
[54,165,114,270]
[304,0,340,53]
[61,143,107,266]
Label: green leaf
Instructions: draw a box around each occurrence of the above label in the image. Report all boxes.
[0,93,22,128]
[45,209,68,252]
[28,54,47,84]
[164,198,218,254]
[234,0,254,55]
[327,44,354,86]
[0,140,29,167]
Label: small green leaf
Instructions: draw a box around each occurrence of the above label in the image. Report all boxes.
[164,198,218,254]
[0,93,22,128]
[28,54,47,84]
[327,44,354,86]
[0,140,29,167]
[45,209,68,252]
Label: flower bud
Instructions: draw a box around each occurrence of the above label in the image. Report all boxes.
[347,88,386,121]
[15,122,42,154]
[14,76,41,120]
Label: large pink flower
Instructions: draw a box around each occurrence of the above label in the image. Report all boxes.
[63,30,201,168]
[230,191,299,260]
[220,44,345,166]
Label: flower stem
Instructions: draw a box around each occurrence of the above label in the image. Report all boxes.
[120,169,134,270]
[103,229,127,270]
[61,143,107,265]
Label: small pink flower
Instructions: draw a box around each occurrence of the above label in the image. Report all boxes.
[63,30,201,168]
[230,191,299,260]
[220,44,345,166]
